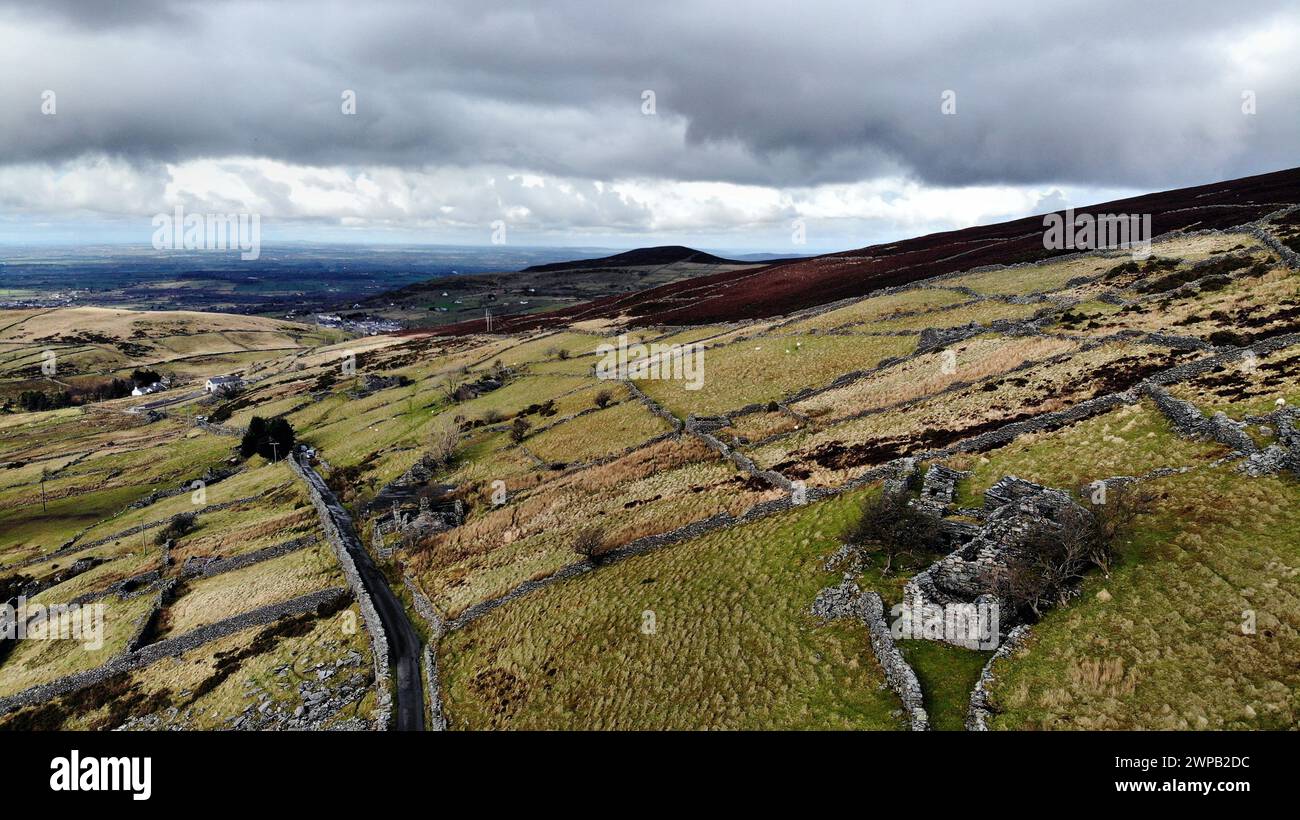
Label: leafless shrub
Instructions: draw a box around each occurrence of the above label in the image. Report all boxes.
[510,416,531,443]
[425,420,460,466]
[594,389,614,408]
[572,524,610,564]
[994,494,1147,620]
[841,492,945,575]
[154,512,196,546]
[1087,482,1157,574]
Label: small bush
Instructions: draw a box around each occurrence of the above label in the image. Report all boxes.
[1103,260,1140,280]
[594,389,614,409]
[1208,329,1246,347]
[571,525,611,565]
[155,512,196,545]
[425,421,460,466]
[841,492,945,574]
[510,417,531,443]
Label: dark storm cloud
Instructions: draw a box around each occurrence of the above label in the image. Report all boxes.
[0,0,194,28]
[1,0,1296,188]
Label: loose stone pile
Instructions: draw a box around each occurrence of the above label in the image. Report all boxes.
[117,650,374,731]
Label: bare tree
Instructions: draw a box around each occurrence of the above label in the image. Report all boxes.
[841,492,945,575]
[997,505,1107,619]
[509,416,531,443]
[572,524,610,565]
[425,420,460,466]
[1087,482,1157,574]
[438,381,460,405]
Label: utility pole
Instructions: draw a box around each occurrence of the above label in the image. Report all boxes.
[270,440,280,464]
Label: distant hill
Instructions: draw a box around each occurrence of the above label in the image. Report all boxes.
[433,165,1300,335]
[521,245,744,273]
[356,245,767,329]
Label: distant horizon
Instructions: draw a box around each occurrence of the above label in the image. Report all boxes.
[7,163,1297,257]
[0,238,817,263]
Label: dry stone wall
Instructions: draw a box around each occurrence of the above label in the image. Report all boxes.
[966,624,1032,731]
[402,575,448,731]
[812,579,928,730]
[288,453,394,730]
[0,586,351,719]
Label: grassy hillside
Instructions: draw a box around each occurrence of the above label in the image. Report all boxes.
[3,204,1299,731]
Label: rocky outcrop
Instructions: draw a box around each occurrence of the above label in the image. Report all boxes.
[812,580,928,731]
[119,646,374,731]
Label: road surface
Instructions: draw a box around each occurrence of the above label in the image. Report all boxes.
[294,455,427,731]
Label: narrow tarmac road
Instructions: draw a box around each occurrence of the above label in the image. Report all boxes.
[294,455,427,731]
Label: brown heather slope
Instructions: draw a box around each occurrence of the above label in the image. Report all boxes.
[432,166,1300,336]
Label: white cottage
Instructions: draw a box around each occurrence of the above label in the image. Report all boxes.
[204,375,244,393]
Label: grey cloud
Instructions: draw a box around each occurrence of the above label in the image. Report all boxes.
[0,0,1296,191]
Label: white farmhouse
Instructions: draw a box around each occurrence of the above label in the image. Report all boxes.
[204,375,244,394]
[131,382,164,397]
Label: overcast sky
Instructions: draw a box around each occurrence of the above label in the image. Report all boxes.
[1,0,1296,251]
